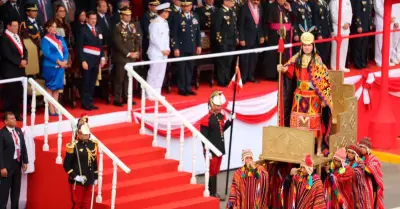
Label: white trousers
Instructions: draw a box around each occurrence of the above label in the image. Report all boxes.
[374,23,393,66]
[146,56,168,99]
[331,27,350,70]
[391,28,400,61]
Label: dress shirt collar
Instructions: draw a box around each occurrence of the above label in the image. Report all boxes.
[174,4,181,11]
[98,12,105,18]
[6,126,15,133]
[28,17,36,23]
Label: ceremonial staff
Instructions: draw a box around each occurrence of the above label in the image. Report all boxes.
[224,57,240,199]
[277,12,286,127]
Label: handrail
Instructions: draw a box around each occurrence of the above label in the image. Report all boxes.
[0,77,28,128]
[28,78,131,173]
[124,66,223,157]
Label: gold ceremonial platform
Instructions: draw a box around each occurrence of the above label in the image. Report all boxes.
[259,71,357,173]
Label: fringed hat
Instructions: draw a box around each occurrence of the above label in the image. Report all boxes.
[209,90,226,108]
[359,137,372,149]
[301,154,314,175]
[347,144,361,158]
[241,149,253,161]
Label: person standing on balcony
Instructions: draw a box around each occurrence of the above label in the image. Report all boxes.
[310,0,332,66]
[112,6,140,106]
[141,0,160,62]
[390,3,400,64]
[200,91,234,199]
[0,112,29,209]
[292,0,316,55]
[226,149,269,209]
[146,3,171,100]
[329,0,352,72]
[63,118,98,209]
[374,0,396,67]
[350,0,372,69]
[77,11,106,110]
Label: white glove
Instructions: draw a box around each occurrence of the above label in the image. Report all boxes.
[94,180,98,185]
[231,113,236,120]
[74,175,84,182]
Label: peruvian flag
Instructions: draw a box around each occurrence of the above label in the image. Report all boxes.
[228,62,243,91]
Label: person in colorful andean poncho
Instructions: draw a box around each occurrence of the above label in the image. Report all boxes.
[284,154,326,209]
[227,149,269,209]
[277,31,333,157]
[346,144,371,209]
[324,147,354,209]
[358,137,384,209]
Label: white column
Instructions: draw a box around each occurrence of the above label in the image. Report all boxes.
[140,84,146,135]
[22,78,28,128]
[152,100,159,147]
[43,97,49,151]
[127,71,133,122]
[178,124,184,171]
[55,108,62,164]
[165,110,171,159]
[190,132,197,184]
[96,147,104,203]
[203,147,210,197]
[110,161,118,209]
[31,86,39,148]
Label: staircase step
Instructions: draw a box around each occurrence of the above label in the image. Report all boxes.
[143,197,220,209]
[101,134,153,150]
[103,147,166,167]
[99,171,192,197]
[103,184,204,209]
[101,159,179,181]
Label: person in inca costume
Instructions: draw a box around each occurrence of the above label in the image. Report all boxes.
[284,154,326,209]
[358,137,384,209]
[200,90,234,198]
[226,149,269,209]
[277,31,332,156]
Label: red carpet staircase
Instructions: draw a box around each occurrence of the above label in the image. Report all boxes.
[27,122,219,209]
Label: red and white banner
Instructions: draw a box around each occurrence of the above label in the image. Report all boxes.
[133,69,400,138]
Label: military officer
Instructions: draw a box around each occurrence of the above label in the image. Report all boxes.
[232,0,246,16]
[374,0,395,67]
[213,0,237,86]
[350,0,372,69]
[330,0,352,72]
[112,7,140,106]
[146,3,171,100]
[310,0,332,65]
[195,0,216,31]
[391,3,400,64]
[171,0,202,96]
[19,4,44,47]
[141,0,160,61]
[63,118,98,209]
[292,0,316,54]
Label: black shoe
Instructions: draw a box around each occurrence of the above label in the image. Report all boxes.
[187,90,197,95]
[113,101,123,107]
[81,105,92,111]
[178,91,188,96]
[91,105,99,110]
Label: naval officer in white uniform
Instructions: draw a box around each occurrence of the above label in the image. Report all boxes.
[146,3,171,100]
[374,0,395,67]
[330,0,352,72]
[391,3,400,64]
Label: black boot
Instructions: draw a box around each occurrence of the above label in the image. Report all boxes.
[208,176,217,197]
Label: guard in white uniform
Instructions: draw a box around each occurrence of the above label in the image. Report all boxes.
[146,3,171,100]
[391,3,400,64]
[374,0,395,67]
[330,0,352,72]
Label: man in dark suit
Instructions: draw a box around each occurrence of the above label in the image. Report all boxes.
[0,112,29,209]
[141,0,160,61]
[0,20,28,121]
[96,0,112,47]
[238,0,264,83]
[0,0,24,26]
[76,11,106,110]
[171,0,202,96]
[112,7,140,106]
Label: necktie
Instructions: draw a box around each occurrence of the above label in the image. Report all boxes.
[104,16,109,28]
[91,27,96,37]
[13,4,20,15]
[127,24,131,33]
[12,130,20,162]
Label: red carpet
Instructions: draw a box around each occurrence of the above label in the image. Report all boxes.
[27,123,219,209]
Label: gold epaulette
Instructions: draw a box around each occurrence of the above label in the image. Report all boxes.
[66,141,76,154]
[151,18,160,23]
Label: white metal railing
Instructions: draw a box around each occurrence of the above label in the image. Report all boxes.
[28,78,130,208]
[125,65,223,197]
[0,77,28,128]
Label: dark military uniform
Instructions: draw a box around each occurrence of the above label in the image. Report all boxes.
[310,0,332,65]
[232,0,246,16]
[170,11,202,95]
[63,139,98,209]
[292,0,316,54]
[19,18,44,47]
[351,0,373,69]
[112,19,141,105]
[141,0,160,61]
[196,4,216,30]
[213,6,238,86]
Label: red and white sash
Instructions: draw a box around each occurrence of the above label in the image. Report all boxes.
[248,2,259,25]
[4,29,23,57]
[83,45,101,56]
[44,34,64,58]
